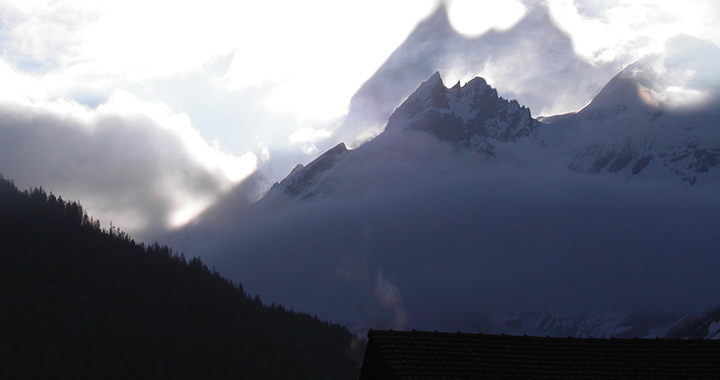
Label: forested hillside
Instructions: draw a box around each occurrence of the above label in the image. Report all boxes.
[0,176,360,379]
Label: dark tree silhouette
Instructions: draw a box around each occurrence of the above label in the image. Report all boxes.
[0,175,361,379]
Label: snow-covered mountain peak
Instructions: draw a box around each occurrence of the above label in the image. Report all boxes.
[415,71,445,96]
[579,35,720,116]
[463,76,489,91]
[541,36,720,184]
[386,72,447,128]
[386,72,540,156]
[265,142,350,202]
[581,72,661,116]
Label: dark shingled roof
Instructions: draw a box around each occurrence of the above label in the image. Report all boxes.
[359,329,720,380]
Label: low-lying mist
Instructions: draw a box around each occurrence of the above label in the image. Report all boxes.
[178,132,720,333]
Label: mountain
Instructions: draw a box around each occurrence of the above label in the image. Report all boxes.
[270,142,351,202]
[176,40,720,338]
[0,176,360,379]
[266,39,720,205]
[497,310,691,339]
[334,2,619,146]
[541,35,720,185]
[385,72,541,154]
[254,73,542,207]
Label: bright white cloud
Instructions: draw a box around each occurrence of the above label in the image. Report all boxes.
[546,0,720,63]
[661,86,710,108]
[0,59,41,103]
[289,127,333,155]
[1,0,717,124]
[0,0,443,148]
[446,0,526,36]
[0,0,440,120]
[221,1,441,121]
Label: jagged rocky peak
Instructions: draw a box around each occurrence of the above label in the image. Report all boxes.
[279,142,349,198]
[386,72,447,126]
[288,163,305,176]
[386,72,540,156]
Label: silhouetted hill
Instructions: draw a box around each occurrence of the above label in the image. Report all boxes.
[0,175,360,379]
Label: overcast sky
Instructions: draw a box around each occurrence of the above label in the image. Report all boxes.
[0,0,718,237]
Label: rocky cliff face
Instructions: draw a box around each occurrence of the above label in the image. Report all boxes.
[387,72,541,158]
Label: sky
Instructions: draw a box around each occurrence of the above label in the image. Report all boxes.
[0,0,719,238]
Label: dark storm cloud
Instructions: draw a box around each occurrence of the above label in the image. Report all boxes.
[179,132,720,334]
[0,100,247,240]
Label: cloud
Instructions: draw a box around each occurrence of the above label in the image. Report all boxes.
[289,127,333,155]
[0,0,101,72]
[0,0,448,187]
[218,1,439,121]
[619,34,720,110]
[546,0,720,63]
[447,0,527,36]
[372,271,408,330]
[0,89,257,238]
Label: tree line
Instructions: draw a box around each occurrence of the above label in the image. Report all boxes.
[0,175,361,379]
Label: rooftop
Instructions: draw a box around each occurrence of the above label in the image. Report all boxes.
[359,329,720,379]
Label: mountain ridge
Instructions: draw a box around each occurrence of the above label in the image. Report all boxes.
[542,36,720,184]
[270,51,719,204]
[173,37,720,338]
[334,2,619,147]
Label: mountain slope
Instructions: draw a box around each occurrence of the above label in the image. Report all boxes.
[256,72,543,207]
[0,176,360,379]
